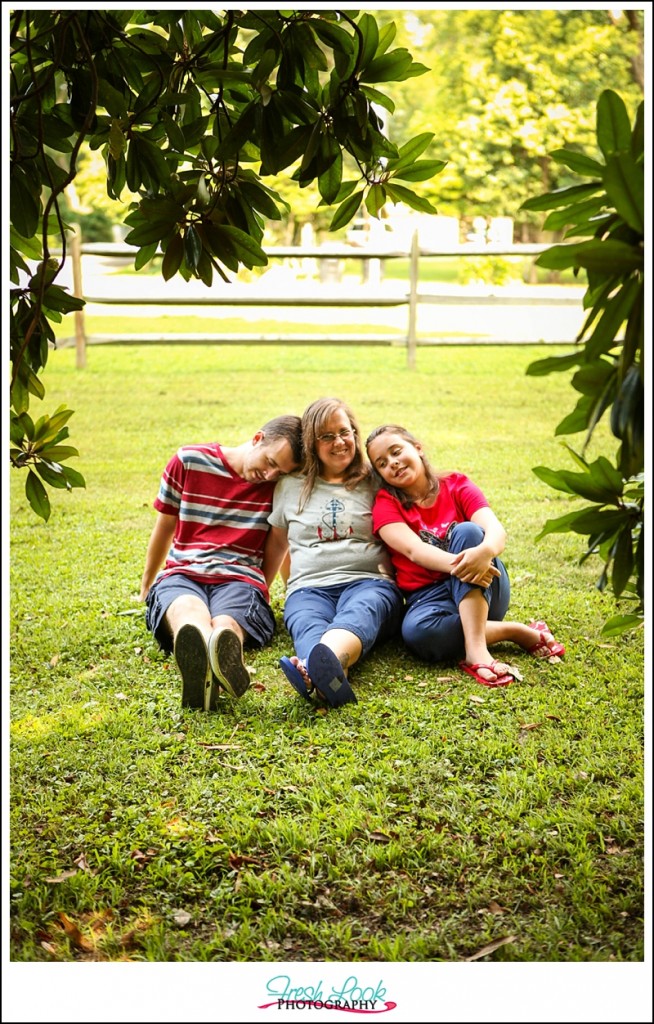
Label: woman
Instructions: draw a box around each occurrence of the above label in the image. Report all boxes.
[366,424,565,687]
[264,398,404,707]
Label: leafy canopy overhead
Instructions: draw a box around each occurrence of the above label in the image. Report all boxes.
[9,8,446,520]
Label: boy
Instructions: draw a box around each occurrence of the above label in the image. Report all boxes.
[140,416,302,710]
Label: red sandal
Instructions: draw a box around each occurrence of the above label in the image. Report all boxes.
[527,621,565,658]
[459,660,515,688]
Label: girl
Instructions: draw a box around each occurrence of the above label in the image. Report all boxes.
[264,398,404,707]
[366,424,564,687]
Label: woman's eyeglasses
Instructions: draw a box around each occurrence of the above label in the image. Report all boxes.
[316,428,356,444]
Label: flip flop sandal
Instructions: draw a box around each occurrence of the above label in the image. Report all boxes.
[527,620,565,658]
[306,644,358,707]
[459,660,514,688]
[279,656,313,700]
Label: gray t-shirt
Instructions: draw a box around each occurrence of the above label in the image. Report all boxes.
[269,474,395,595]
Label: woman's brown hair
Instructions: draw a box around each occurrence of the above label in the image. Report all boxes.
[298,397,370,510]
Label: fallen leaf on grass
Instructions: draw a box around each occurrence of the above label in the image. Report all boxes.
[252,682,266,692]
[40,941,57,955]
[487,900,506,915]
[171,909,192,928]
[605,842,627,856]
[229,852,263,869]
[519,722,541,731]
[49,654,60,667]
[114,692,129,701]
[73,853,92,872]
[464,934,517,961]
[57,912,94,952]
[545,714,561,722]
[469,694,485,704]
[369,831,397,843]
[130,848,157,869]
[197,743,243,750]
[45,869,79,883]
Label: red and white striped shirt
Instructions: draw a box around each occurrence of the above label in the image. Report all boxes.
[153,443,275,594]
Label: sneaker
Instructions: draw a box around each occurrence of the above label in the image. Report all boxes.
[174,623,211,710]
[207,627,251,705]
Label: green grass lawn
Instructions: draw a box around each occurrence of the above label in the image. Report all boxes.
[9,344,644,972]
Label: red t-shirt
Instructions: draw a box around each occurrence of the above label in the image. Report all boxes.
[371,473,489,591]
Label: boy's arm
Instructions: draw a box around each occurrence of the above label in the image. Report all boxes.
[139,512,177,600]
[262,526,289,589]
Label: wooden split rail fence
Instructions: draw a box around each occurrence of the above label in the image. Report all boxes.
[64,231,582,369]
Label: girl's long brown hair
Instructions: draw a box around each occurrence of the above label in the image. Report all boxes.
[299,397,370,510]
[365,424,441,508]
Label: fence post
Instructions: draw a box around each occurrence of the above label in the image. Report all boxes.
[407,229,419,369]
[70,226,87,368]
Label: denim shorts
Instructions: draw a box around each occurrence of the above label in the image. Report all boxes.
[283,578,404,663]
[145,573,275,654]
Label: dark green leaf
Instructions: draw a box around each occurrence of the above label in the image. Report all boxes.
[361,50,419,84]
[329,190,364,231]
[600,613,643,637]
[532,466,619,504]
[521,183,603,213]
[217,226,268,268]
[318,146,343,205]
[384,182,438,215]
[37,444,79,462]
[387,132,435,170]
[535,506,602,541]
[311,18,353,57]
[391,160,447,183]
[542,197,607,233]
[585,277,642,362]
[549,149,605,176]
[526,352,583,377]
[184,225,202,270]
[162,234,184,280]
[358,12,380,70]
[10,166,41,239]
[35,460,70,489]
[554,394,593,436]
[26,470,51,521]
[602,152,644,235]
[610,527,634,598]
[596,89,632,159]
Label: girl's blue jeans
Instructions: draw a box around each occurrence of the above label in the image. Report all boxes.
[402,521,510,663]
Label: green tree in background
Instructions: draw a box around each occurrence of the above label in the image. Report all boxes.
[10,8,445,520]
[382,8,643,234]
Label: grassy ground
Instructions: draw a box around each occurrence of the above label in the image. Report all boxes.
[8,344,644,973]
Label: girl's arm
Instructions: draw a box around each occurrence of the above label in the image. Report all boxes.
[378,515,500,588]
[262,525,289,588]
[139,512,177,600]
[449,507,506,583]
[378,520,456,574]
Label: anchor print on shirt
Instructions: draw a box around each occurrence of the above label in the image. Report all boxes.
[317,498,354,541]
